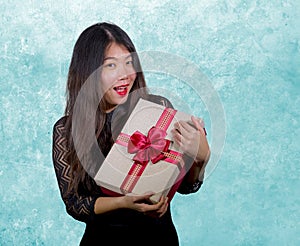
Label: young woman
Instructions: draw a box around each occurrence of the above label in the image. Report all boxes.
[52,22,210,245]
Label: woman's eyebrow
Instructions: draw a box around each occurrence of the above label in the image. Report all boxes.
[104,54,132,61]
[103,56,117,61]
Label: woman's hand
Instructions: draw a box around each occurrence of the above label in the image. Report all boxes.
[122,193,168,218]
[171,116,210,163]
[94,194,168,217]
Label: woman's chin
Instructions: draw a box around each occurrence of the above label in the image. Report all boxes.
[112,95,129,107]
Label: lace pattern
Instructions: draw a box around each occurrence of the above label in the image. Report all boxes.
[52,117,98,222]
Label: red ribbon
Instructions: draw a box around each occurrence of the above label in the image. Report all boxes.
[127,126,170,165]
[110,106,183,196]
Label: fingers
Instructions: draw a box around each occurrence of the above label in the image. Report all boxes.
[157,197,168,217]
[132,192,154,203]
[171,122,193,147]
[173,121,195,137]
[172,120,198,147]
[142,196,168,211]
[150,196,165,210]
[171,129,183,146]
[173,117,204,137]
[190,116,206,133]
[142,196,169,218]
[171,117,208,159]
[191,116,203,130]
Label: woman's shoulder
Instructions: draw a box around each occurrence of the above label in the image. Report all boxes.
[53,115,68,132]
[146,94,174,108]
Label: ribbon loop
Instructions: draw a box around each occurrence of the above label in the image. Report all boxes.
[128,126,170,164]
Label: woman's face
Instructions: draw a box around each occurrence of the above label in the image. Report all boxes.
[101,42,137,111]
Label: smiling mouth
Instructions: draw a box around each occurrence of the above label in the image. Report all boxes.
[113,84,129,96]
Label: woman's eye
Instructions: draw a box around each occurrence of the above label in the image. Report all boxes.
[126,60,133,66]
[104,63,116,68]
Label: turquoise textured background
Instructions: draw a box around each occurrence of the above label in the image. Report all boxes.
[1,1,299,245]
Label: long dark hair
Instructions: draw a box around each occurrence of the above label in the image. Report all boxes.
[64,22,148,194]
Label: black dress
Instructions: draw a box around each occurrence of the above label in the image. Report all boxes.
[52,95,203,246]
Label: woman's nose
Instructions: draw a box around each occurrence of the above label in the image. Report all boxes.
[117,64,129,80]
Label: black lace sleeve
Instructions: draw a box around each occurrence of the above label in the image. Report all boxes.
[52,117,98,223]
[147,94,203,194]
[176,155,203,194]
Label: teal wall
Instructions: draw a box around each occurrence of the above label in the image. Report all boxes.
[1,1,299,245]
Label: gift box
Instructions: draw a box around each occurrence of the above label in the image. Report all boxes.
[94,98,192,203]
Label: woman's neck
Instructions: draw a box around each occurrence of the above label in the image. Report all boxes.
[105,107,116,113]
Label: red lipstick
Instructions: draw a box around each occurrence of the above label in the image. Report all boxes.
[113,84,129,96]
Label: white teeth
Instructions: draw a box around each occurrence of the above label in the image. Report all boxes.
[117,87,124,92]
[115,86,126,92]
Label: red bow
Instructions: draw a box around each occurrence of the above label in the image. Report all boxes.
[128,126,170,165]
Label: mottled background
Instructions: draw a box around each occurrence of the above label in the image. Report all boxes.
[1,1,299,245]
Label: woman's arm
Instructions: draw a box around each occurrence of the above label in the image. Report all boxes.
[177,116,210,184]
[94,194,168,217]
[52,118,99,222]
[147,94,210,192]
[172,116,210,191]
[53,117,168,220]
[183,152,210,185]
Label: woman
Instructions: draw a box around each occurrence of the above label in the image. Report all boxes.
[52,22,210,245]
